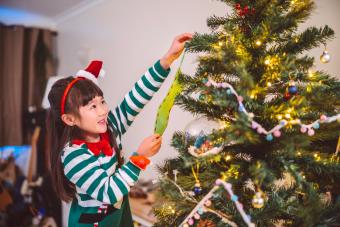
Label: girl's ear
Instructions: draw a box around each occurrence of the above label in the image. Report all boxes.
[61,114,77,127]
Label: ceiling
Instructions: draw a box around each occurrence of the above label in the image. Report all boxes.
[0,0,88,18]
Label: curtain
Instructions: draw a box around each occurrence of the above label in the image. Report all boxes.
[0,24,57,146]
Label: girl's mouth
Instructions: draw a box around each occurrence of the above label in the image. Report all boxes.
[98,119,106,125]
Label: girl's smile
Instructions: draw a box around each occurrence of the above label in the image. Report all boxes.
[98,118,107,126]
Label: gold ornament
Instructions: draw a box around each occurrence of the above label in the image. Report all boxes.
[320,49,331,63]
[252,191,265,208]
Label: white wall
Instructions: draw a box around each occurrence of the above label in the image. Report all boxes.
[56,1,340,226]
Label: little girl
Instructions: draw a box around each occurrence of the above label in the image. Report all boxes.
[47,33,192,226]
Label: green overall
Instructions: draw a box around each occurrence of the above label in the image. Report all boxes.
[68,196,133,227]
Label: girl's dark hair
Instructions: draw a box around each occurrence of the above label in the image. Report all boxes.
[46,77,123,202]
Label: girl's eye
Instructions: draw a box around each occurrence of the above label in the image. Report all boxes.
[101,100,106,104]
[90,104,96,109]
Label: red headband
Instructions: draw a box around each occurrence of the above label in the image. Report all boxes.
[60,77,85,116]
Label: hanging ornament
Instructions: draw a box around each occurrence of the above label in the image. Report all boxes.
[192,164,202,196]
[251,191,266,208]
[320,46,331,63]
[283,92,292,101]
[235,3,255,17]
[185,117,224,157]
[193,182,202,196]
[242,5,249,15]
[288,80,298,95]
[185,117,221,138]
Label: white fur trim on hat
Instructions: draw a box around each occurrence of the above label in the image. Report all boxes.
[99,69,105,78]
[76,70,99,85]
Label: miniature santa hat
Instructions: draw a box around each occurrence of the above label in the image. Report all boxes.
[76,60,105,85]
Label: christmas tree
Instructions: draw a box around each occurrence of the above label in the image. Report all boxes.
[154,0,340,226]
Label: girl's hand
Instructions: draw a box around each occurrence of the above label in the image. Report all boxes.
[160,33,193,70]
[137,134,162,157]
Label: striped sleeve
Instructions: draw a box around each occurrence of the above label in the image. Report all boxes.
[61,147,141,204]
[108,60,170,136]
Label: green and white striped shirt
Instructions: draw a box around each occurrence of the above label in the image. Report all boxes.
[61,60,170,208]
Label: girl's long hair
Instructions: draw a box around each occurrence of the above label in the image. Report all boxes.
[46,77,123,202]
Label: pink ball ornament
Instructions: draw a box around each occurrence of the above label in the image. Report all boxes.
[205,199,212,207]
[308,128,315,136]
[320,115,327,121]
[194,213,200,220]
[273,130,281,137]
[188,218,194,225]
[300,126,307,133]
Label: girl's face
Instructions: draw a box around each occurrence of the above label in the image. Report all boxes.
[75,96,109,141]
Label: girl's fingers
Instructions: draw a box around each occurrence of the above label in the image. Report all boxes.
[152,140,162,148]
[177,33,193,42]
[152,140,162,147]
[151,134,161,139]
[152,136,162,143]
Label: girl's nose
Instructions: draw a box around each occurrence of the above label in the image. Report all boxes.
[98,103,108,116]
